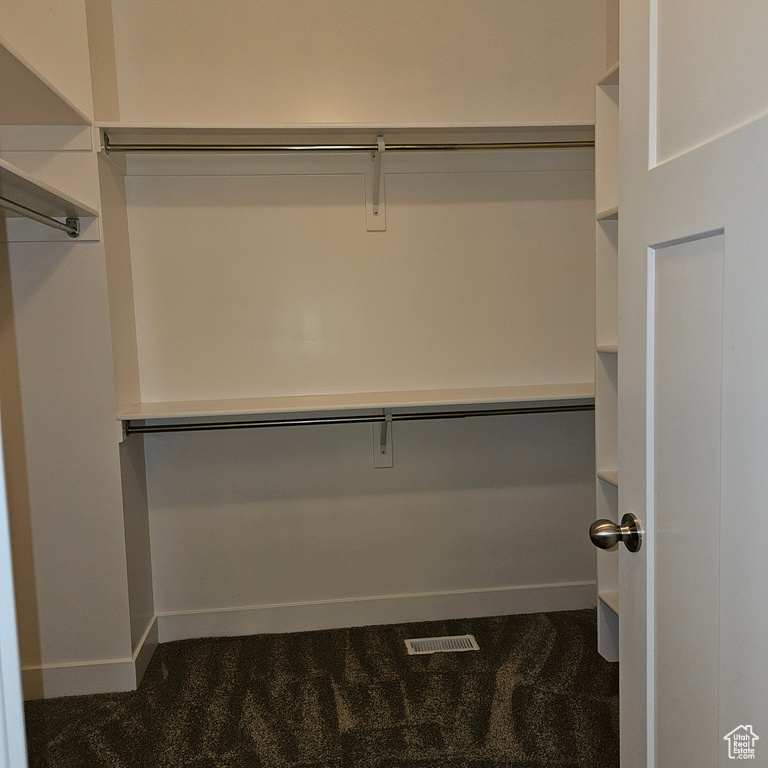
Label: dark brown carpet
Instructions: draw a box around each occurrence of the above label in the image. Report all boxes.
[24,609,618,768]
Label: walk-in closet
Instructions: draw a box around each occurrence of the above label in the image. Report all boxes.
[1,1,621,764]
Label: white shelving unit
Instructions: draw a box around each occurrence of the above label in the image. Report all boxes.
[1,0,613,702]
[0,35,98,242]
[0,36,90,126]
[594,61,620,662]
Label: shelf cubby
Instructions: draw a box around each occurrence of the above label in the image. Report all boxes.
[595,85,619,216]
[597,62,619,87]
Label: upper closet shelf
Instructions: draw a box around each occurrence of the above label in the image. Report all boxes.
[97,123,595,153]
[118,382,595,423]
[597,62,620,87]
[0,158,98,239]
[0,36,91,126]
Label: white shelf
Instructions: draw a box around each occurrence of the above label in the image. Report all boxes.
[596,344,618,354]
[596,205,619,221]
[597,62,620,87]
[599,591,619,614]
[97,121,596,149]
[118,382,595,421]
[98,121,596,133]
[0,36,91,126]
[0,157,99,220]
[597,470,619,487]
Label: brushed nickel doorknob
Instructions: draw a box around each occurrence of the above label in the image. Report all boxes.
[589,513,643,552]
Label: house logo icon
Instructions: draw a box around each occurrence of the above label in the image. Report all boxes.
[724,725,759,760]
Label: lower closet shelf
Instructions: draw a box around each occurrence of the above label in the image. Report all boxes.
[117,381,595,421]
[118,382,595,422]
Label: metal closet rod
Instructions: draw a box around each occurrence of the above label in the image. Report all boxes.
[0,195,80,238]
[103,133,594,154]
[124,402,594,436]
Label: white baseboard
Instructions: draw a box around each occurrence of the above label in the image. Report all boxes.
[21,656,135,700]
[20,585,596,699]
[22,616,158,700]
[134,615,158,684]
[157,581,597,643]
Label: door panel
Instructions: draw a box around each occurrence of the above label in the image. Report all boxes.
[655,0,768,162]
[621,1,768,766]
[652,233,723,765]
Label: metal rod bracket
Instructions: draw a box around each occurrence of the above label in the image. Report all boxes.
[66,217,81,238]
[380,409,392,454]
[373,408,393,468]
[366,135,386,232]
[0,195,82,239]
[372,135,385,216]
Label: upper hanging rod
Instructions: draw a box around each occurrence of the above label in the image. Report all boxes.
[124,402,594,436]
[103,132,594,155]
[0,195,80,238]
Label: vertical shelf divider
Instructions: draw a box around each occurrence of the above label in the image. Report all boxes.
[594,58,620,662]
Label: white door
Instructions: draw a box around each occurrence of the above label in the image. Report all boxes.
[619,1,768,766]
[0,406,28,766]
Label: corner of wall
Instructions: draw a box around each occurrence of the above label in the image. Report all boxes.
[84,0,121,123]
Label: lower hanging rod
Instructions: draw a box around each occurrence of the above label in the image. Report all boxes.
[104,133,594,155]
[124,403,594,436]
[0,195,80,238]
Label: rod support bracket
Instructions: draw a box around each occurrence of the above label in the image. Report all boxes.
[367,135,386,231]
[66,217,81,238]
[373,408,393,468]
[380,409,392,454]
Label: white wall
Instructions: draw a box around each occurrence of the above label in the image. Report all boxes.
[125,150,595,403]
[109,0,606,126]
[148,410,596,640]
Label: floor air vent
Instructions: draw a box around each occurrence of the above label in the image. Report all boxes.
[405,634,479,655]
